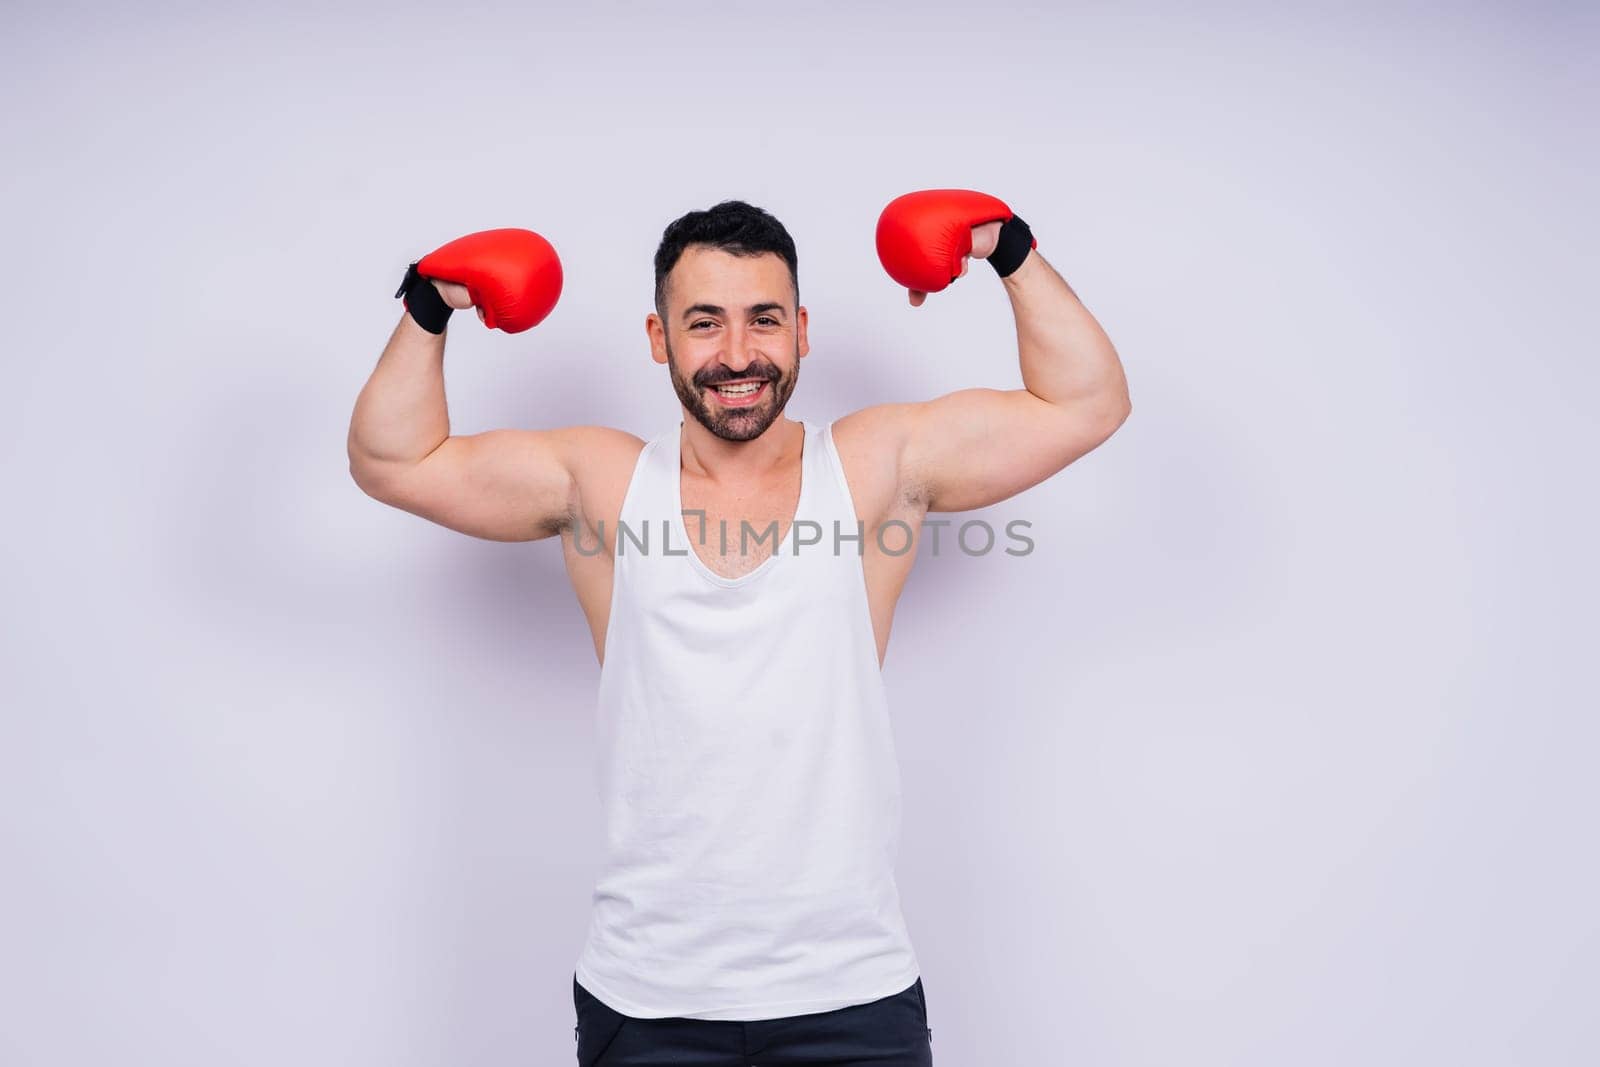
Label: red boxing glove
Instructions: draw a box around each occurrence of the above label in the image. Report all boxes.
[416,227,564,333]
[875,189,1032,293]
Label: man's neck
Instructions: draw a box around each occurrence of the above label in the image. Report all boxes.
[680,417,802,485]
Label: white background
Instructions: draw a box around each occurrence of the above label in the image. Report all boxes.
[3,1,1595,1064]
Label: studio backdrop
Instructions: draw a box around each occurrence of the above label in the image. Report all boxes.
[2,2,1594,1065]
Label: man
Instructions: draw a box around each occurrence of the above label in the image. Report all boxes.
[347,196,1131,1066]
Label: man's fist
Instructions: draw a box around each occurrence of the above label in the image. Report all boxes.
[406,228,564,334]
[875,189,1036,305]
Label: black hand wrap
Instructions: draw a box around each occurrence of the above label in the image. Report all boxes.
[987,213,1035,279]
[394,261,454,335]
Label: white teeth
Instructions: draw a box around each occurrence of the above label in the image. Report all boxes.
[714,382,762,395]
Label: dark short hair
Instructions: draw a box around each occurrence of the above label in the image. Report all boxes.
[653,200,799,318]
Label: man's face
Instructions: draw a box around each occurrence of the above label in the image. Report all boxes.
[648,245,809,442]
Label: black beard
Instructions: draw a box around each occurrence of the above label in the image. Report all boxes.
[667,340,800,442]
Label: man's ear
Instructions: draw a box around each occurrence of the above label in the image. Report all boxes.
[646,312,668,365]
[797,305,809,359]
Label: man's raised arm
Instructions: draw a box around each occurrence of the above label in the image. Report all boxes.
[347,228,631,543]
[873,189,1132,513]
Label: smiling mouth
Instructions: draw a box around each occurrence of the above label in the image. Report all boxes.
[707,379,770,405]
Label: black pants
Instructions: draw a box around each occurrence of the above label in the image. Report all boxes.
[573,973,935,1066]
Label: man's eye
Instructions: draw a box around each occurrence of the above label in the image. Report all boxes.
[690,321,713,330]
[756,316,778,326]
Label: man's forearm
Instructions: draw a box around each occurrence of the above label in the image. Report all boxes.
[1000,249,1130,414]
[347,313,452,486]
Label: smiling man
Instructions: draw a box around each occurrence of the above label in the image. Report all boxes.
[348,197,1131,1066]
[658,243,803,442]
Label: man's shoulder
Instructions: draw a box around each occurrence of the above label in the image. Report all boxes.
[826,403,924,518]
[545,425,650,503]
[572,423,649,469]
[551,425,653,550]
[828,402,918,458]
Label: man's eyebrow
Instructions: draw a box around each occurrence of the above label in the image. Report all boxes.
[681,302,787,322]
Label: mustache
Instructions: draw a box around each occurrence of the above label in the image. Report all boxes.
[698,364,780,387]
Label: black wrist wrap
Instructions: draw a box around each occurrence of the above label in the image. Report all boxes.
[394,261,454,334]
[987,214,1035,278]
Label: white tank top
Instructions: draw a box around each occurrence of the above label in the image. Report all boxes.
[573,417,921,1021]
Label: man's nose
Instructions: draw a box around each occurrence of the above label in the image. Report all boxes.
[720,324,762,369]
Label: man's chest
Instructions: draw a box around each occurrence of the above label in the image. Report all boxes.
[678,476,802,579]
